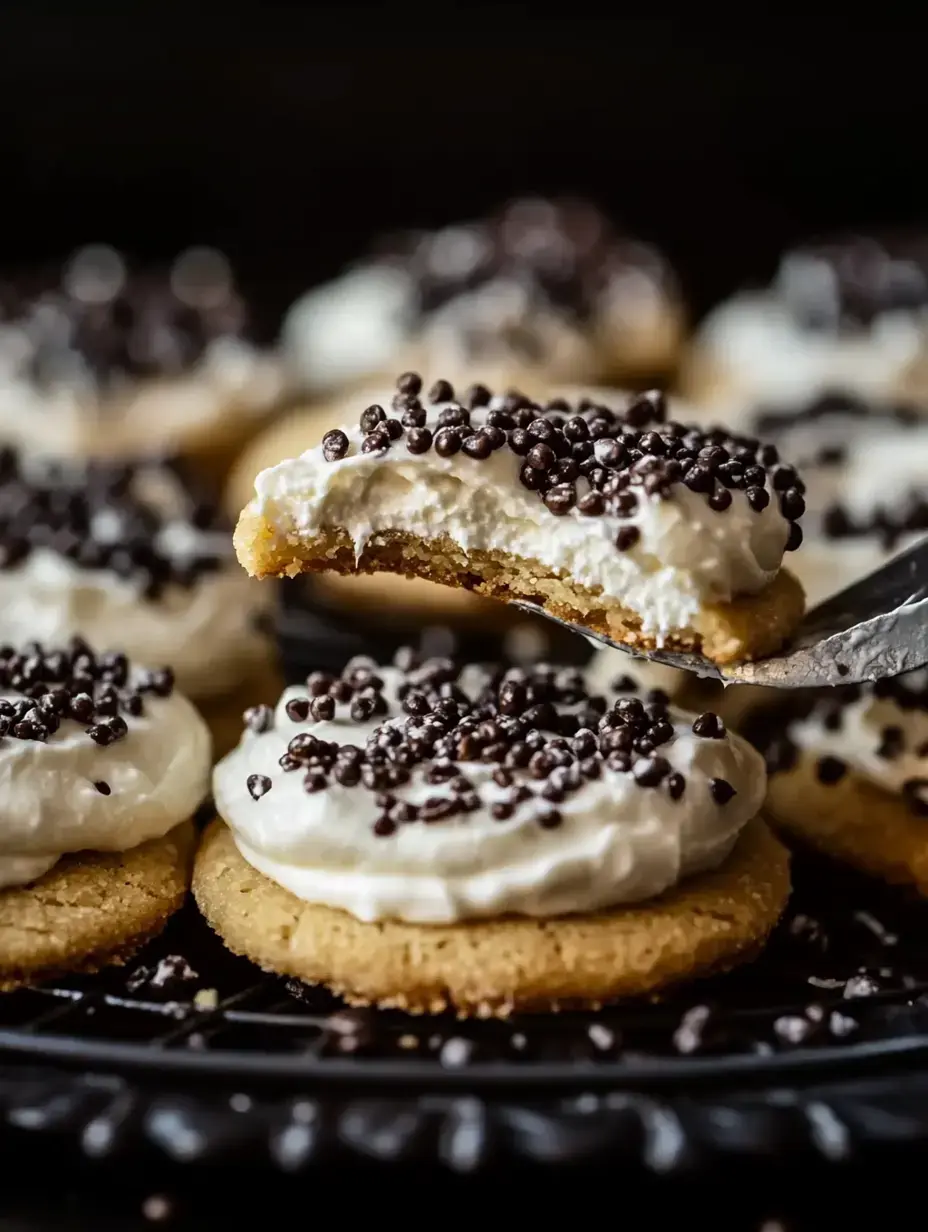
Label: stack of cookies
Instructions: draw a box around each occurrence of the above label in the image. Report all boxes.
[2,209,928,1022]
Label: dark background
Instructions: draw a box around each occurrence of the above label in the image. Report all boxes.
[1,16,927,1224]
[1,12,926,327]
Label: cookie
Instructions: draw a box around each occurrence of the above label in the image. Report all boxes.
[196,650,786,1014]
[679,231,928,417]
[194,818,788,1015]
[0,640,212,986]
[234,377,806,667]
[283,197,684,401]
[710,391,928,733]
[0,824,194,992]
[0,244,287,485]
[0,450,273,705]
[762,672,928,892]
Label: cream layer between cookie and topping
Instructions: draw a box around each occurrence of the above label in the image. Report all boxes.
[0,647,212,890]
[214,660,766,925]
[245,390,794,641]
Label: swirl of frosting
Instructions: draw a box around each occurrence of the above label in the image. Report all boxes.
[0,453,270,697]
[243,382,798,643]
[214,654,766,924]
[0,640,211,890]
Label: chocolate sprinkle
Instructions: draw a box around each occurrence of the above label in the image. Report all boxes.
[247,774,273,801]
[710,777,737,805]
[322,430,349,462]
[692,712,726,739]
[816,755,847,785]
[0,638,168,747]
[322,376,804,560]
[0,452,232,599]
[0,245,256,387]
[243,651,749,838]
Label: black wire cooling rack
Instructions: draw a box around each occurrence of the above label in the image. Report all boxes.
[5,843,928,1173]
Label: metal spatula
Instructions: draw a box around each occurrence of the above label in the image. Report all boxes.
[513,537,928,688]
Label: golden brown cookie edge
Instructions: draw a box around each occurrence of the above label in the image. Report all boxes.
[0,823,195,992]
[767,752,928,894]
[193,817,790,1017]
[233,517,804,667]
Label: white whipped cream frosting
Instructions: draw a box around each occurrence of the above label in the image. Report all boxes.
[0,338,285,460]
[764,410,928,607]
[213,665,766,924]
[787,669,928,798]
[0,674,212,890]
[248,391,791,639]
[693,291,926,414]
[283,248,677,396]
[0,549,268,700]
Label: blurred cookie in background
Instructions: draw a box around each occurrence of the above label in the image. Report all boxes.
[716,390,928,730]
[0,244,289,485]
[681,232,928,419]
[283,197,685,399]
[0,449,278,756]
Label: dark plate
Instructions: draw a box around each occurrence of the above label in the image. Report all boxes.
[4,838,928,1174]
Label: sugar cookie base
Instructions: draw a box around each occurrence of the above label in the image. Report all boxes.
[0,823,195,992]
[193,818,789,1017]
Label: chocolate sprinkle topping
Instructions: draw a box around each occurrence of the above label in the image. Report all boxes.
[374,197,676,341]
[0,245,257,388]
[709,777,736,805]
[0,638,171,747]
[243,651,739,836]
[752,390,928,551]
[247,774,273,801]
[327,376,804,556]
[816,755,847,785]
[775,232,928,333]
[0,451,231,599]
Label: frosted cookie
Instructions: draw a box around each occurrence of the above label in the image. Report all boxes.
[0,245,287,483]
[0,450,274,706]
[234,377,806,666]
[194,652,789,1014]
[0,640,211,989]
[224,386,688,638]
[716,392,928,731]
[762,672,928,894]
[749,391,928,607]
[283,197,684,398]
[681,232,928,417]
